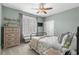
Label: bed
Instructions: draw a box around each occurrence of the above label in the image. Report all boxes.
[29,32,77,55]
[29,36,63,55]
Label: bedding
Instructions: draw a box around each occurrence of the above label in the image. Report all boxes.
[29,32,77,55]
[43,48,63,55]
[37,36,62,54]
[59,32,70,44]
[29,36,62,55]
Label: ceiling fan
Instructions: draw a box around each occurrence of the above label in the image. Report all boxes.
[32,3,53,14]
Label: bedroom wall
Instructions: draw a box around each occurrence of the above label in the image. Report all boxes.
[0,4,2,53]
[44,7,79,35]
[2,6,44,26]
[2,6,20,27]
[2,6,44,36]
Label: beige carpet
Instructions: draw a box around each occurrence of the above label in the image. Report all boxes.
[1,43,38,55]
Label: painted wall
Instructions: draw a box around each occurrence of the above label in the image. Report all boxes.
[0,4,2,47]
[2,6,19,27]
[2,6,44,35]
[44,7,79,51]
[2,6,44,25]
[45,7,79,35]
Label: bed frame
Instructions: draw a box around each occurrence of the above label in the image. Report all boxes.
[77,26,79,55]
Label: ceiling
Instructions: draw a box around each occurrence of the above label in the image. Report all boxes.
[2,3,79,17]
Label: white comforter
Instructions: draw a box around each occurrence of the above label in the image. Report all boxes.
[29,36,62,55]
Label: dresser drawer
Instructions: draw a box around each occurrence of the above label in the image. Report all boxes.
[4,27,20,48]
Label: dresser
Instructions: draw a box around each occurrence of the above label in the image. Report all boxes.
[3,26,20,49]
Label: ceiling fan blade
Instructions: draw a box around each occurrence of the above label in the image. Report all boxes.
[43,11,47,14]
[44,8,53,10]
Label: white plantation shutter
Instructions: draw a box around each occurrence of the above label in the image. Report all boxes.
[22,15,37,37]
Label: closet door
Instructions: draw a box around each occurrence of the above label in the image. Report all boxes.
[22,15,37,37]
[44,20,54,36]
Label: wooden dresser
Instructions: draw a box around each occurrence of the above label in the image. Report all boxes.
[3,26,20,49]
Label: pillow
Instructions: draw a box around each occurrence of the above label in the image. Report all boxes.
[63,33,74,48]
[63,39,71,48]
[61,34,68,47]
[69,34,77,50]
[59,32,70,43]
[58,34,65,43]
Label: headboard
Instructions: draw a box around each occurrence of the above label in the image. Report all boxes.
[76,26,79,55]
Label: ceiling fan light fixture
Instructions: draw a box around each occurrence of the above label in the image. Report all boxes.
[32,3,53,14]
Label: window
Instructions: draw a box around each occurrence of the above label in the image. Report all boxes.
[22,15,37,37]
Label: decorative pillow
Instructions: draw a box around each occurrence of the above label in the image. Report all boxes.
[63,33,74,48]
[69,33,77,50]
[63,39,71,48]
[59,32,70,43]
[58,34,65,43]
[61,34,68,47]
